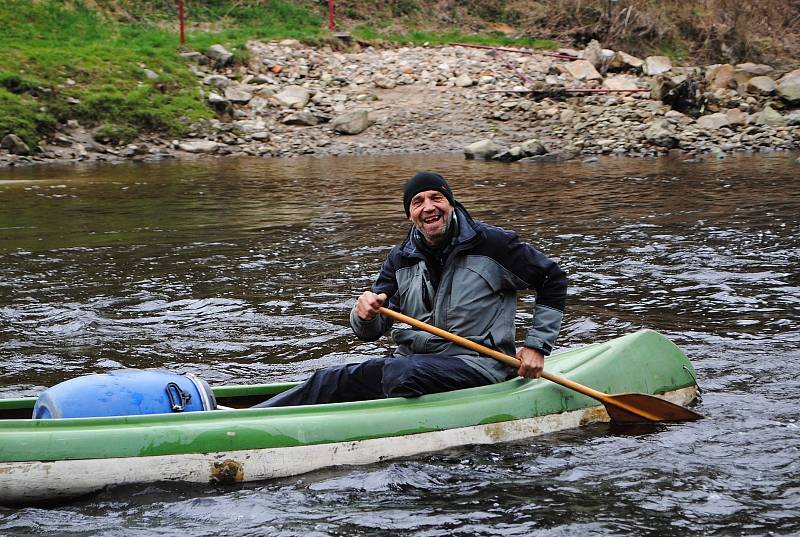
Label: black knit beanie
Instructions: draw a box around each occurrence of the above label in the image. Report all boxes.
[403,171,455,217]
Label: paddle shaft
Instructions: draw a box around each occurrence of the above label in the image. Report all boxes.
[377,307,662,420]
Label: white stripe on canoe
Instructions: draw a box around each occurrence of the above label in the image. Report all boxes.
[0,386,697,503]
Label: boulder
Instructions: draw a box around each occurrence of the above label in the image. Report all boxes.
[707,64,737,90]
[581,40,604,69]
[786,111,800,126]
[233,119,267,133]
[603,76,641,91]
[492,147,526,162]
[519,139,547,156]
[372,75,396,89]
[565,60,602,81]
[206,44,233,65]
[610,51,644,71]
[203,75,231,89]
[464,139,504,160]
[178,140,220,153]
[224,86,253,104]
[644,56,672,76]
[696,112,731,130]
[454,74,474,87]
[746,76,776,95]
[282,112,319,126]
[207,92,228,105]
[1,134,30,155]
[330,110,370,134]
[777,69,800,104]
[753,105,786,127]
[645,119,679,148]
[725,108,749,126]
[275,85,311,109]
[735,63,773,76]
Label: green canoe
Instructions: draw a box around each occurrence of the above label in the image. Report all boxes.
[0,329,699,504]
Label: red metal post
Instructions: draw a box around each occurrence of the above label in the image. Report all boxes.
[179,0,186,45]
[328,0,335,31]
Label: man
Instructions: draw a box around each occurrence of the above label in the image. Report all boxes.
[255,171,566,408]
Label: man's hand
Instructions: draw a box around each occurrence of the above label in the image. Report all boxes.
[516,347,545,378]
[354,291,388,321]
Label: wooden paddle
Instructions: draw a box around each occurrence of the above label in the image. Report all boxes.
[377,307,703,423]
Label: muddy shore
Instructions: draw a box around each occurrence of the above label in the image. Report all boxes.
[2,39,799,168]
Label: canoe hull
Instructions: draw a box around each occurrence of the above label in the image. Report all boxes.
[0,385,697,503]
[0,329,701,504]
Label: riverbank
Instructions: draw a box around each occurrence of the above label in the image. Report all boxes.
[2,38,798,168]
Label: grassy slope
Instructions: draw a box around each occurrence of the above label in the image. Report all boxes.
[0,0,328,148]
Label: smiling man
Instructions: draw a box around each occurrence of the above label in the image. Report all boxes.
[256,171,567,407]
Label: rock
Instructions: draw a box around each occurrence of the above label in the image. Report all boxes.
[610,51,644,71]
[178,51,206,64]
[519,139,547,156]
[696,112,731,130]
[233,119,267,133]
[1,134,30,155]
[746,76,776,95]
[143,69,159,80]
[786,111,800,126]
[736,63,773,76]
[754,105,786,127]
[777,70,800,103]
[492,147,526,162]
[708,64,737,90]
[372,75,396,89]
[710,146,726,159]
[282,112,318,126]
[331,110,370,134]
[565,60,602,81]
[207,92,229,105]
[224,86,253,104]
[275,85,311,109]
[203,75,231,89]
[464,139,504,160]
[454,74,474,87]
[581,40,604,69]
[725,108,749,125]
[493,139,546,162]
[178,140,220,153]
[644,56,672,76]
[603,75,642,91]
[206,44,233,65]
[645,119,679,148]
[560,109,576,123]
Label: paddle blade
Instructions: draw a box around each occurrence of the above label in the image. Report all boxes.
[604,393,704,423]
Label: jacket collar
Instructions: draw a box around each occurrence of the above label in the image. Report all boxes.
[400,202,481,259]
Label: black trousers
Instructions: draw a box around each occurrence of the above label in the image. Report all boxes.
[253,354,495,408]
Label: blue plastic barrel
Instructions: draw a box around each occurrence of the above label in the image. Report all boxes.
[32,369,217,419]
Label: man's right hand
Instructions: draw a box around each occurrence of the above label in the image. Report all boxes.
[354,291,387,320]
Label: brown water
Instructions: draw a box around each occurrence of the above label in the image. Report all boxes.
[1,153,799,536]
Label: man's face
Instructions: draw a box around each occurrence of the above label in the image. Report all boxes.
[408,190,454,246]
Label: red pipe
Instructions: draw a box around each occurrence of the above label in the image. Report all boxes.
[179,0,185,45]
[328,0,335,31]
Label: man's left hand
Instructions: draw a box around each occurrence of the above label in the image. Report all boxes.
[516,347,545,378]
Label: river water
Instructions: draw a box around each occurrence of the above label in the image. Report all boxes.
[0,153,798,536]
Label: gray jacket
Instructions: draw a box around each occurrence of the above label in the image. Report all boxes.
[350,203,567,382]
